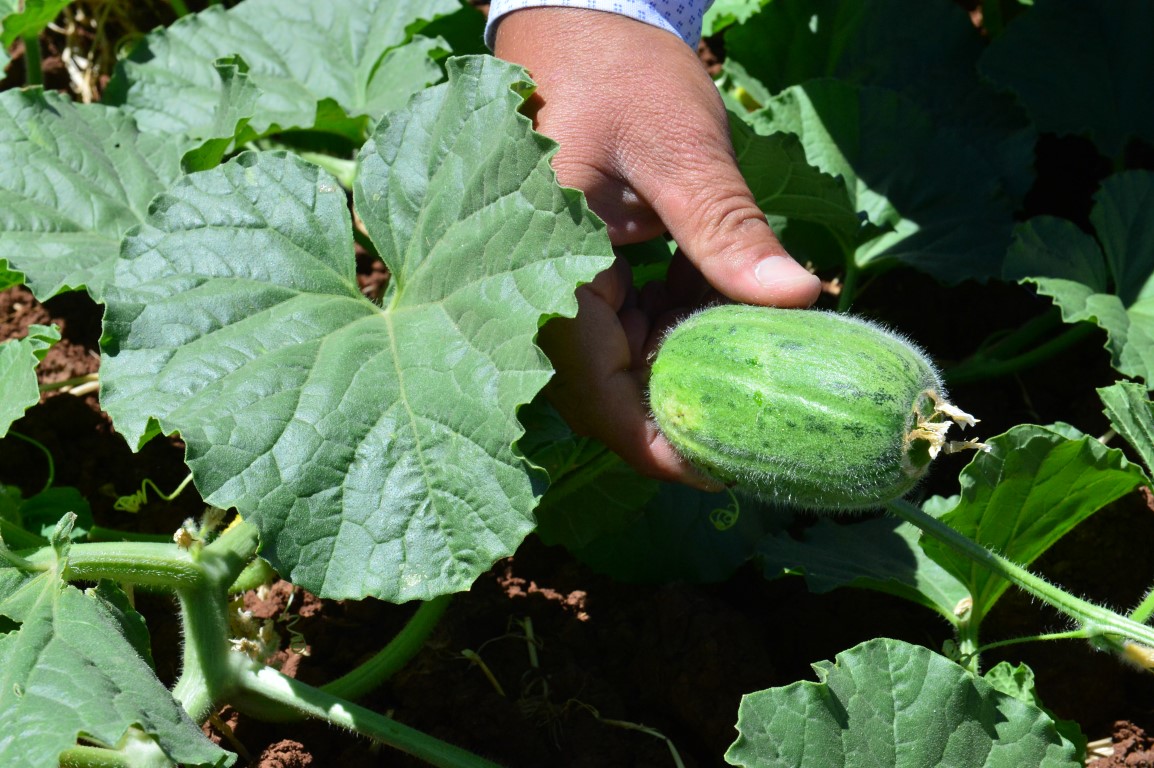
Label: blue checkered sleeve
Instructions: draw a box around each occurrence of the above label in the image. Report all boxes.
[485,0,715,49]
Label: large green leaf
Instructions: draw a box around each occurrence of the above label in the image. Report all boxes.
[756,509,970,621]
[920,424,1146,623]
[746,80,1016,283]
[725,0,1034,199]
[1004,171,1154,384]
[106,0,459,143]
[0,324,58,438]
[730,119,861,246]
[980,0,1154,160]
[0,523,231,767]
[0,89,189,301]
[725,638,1079,767]
[565,482,792,584]
[523,399,789,584]
[100,57,613,602]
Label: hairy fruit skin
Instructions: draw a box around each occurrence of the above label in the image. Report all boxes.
[649,305,969,510]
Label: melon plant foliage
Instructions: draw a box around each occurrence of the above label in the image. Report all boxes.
[1,0,1154,766]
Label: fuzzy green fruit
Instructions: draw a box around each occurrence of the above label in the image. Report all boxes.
[648,305,980,510]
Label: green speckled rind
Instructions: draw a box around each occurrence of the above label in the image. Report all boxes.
[649,305,943,510]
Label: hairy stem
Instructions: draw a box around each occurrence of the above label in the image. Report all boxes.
[57,746,132,768]
[887,499,1154,651]
[234,665,506,768]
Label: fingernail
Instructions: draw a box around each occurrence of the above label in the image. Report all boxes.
[753,257,823,306]
[754,256,820,291]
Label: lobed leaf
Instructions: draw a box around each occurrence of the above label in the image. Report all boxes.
[730,120,861,245]
[105,0,459,143]
[757,512,970,621]
[745,80,1016,283]
[0,324,59,437]
[920,424,1146,623]
[725,638,1079,767]
[101,57,613,602]
[725,0,1034,200]
[0,89,188,301]
[1004,171,1154,384]
[980,0,1154,160]
[0,538,230,767]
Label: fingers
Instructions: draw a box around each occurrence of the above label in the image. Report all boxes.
[623,102,823,309]
[539,279,721,490]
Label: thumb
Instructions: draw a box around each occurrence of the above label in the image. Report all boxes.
[643,144,822,309]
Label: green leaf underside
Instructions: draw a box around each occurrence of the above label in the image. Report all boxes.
[1100,382,1154,476]
[725,638,1079,767]
[1005,171,1154,384]
[0,89,189,302]
[725,0,1034,200]
[106,0,459,141]
[744,80,1015,284]
[757,513,969,621]
[0,324,59,438]
[921,424,1145,622]
[980,0,1154,159]
[0,567,230,767]
[567,479,793,584]
[984,662,1087,756]
[101,57,613,602]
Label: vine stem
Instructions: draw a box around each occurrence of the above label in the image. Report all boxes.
[945,322,1099,387]
[886,499,1154,651]
[233,664,506,768]
[320,594,452,703]
[39,373,99,393]
[6,431,54,493]
[21,31,42,86]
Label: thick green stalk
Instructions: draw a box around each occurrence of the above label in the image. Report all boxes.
[171,571,235,722]
[173,521,264,720]
[57,746,132,768]
[887,499,1154,650]
[234,665,506,768]
[52,541,204,590]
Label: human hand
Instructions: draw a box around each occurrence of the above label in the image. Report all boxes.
[493,8,822,487]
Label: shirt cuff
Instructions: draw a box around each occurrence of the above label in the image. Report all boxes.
[484,0,714,50]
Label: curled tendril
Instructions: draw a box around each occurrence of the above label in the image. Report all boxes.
[708,488,741,531]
